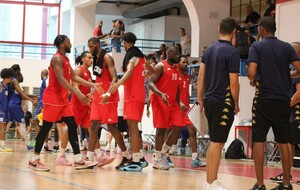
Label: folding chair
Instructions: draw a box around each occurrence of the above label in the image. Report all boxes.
[143,128,156,152]
[264,141,281,166]
[197,135,210,157]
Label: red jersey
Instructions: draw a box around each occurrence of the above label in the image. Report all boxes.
[43,52,71,106]
[94,62,119,103]
[124,57,146,102]
[153,60,180,102]
[71,66,92,108]
[179,72,190,106]
[93,27,103,37]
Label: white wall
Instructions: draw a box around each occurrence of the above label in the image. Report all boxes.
[276,0,300,42]
[183,0,231,57]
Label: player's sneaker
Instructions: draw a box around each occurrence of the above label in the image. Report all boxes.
[206,180,229,190]
[191,158,206,168]
[250,184,266,190]
[44,145,52,152]
[74,158,98,170]
[97,154,114,167]
[55,155,72,166]
[118,162,143,172]
[153,158,170,170]
[166,156,174,168]
[28,159,50,171]
[27,144,35,151]
[140,157,149,168]
[0,145,13,152]
[270,183,293,190]
[52,146,59,153]
[270,173,293,183]
[115,157,132,169]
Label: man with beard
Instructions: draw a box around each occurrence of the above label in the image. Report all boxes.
[148,45,184,170]
[28,35,100,171]
[87,37,130,168]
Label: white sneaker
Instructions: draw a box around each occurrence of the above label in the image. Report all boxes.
[203,181,209,190]
[206,180,229,190]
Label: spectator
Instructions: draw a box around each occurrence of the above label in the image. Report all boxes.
[151,43,166,61]
[179,28,191,56]
[263,0,275,18]
[111,20,124,53]
[244,27,256,45]
[175,43,182,55]
[244,5,261,27]
[93,20,106,39]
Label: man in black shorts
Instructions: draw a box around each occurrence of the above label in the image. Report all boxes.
[248,17,300,190]
[197,17,240,190]
[270,42,300,186]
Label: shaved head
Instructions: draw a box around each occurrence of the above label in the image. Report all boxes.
[291,42,300,57]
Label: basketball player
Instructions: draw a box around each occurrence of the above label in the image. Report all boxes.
[55,51,94,166]
[28,35,100,171]
[87,37,128,167]
[148,45,184,170]
[0,68,15,152]
[108,32,152,171]
[8,64,38,150]
[177,55,206,168]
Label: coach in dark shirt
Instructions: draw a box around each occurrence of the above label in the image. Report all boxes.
[248,17,300,190]
[197,17,240,189]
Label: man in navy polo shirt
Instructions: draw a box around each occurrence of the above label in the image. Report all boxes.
[248,17,300,190]
[197,17,240,190]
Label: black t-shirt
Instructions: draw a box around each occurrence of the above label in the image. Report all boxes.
[264,4,275,17]
[24,111,32,127]
[248,37,300,102]
[290,78,300,122]
[201,40,240,106]
[245,11,261,24]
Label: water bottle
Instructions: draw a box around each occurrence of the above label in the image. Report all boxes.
[185,144,191,156]
[222,148,226,159]
[176,139,182,155]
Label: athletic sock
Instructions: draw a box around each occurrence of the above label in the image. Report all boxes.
[74,154,82,162]
[87,151,94,161]
[31,154,40,161]
[132,153,140,162]
[154,150,162,161]
[139,149,144,159]
[123,150,131,159]
[94,148,102,158]
[0,140,5,147]
[192,152,197,160]
[161,143,171,154]
[59,148,66,156]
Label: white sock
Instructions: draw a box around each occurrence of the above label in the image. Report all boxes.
[87,151,94,161]
[54,142,59,147]
[74,154,82,162]
[59,148,66,156]
[161,143,171,154]
[122,150,131,159]
[132,153,140,162]
[5,122,12,133]
[95,148,102,158]
[0,140,5,147]
[19,123,28,143]
[32,154,40,161]
[192,152,198,160]
[154,150,162,161]
[139,149,144,159]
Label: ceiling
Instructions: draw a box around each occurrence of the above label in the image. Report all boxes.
[99,0,183,19]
